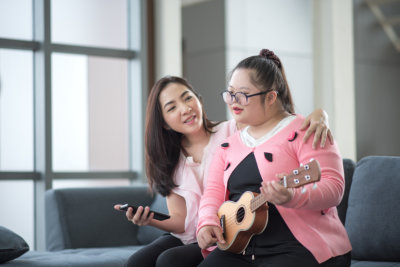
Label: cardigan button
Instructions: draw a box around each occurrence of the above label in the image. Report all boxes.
[221,142,229,148]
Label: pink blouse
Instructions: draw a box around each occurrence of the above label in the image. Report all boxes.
[171,119,237,244]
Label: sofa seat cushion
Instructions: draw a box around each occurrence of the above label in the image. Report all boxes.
[345,156,400,262]
[1,246,142,267]
[351,259,400,267]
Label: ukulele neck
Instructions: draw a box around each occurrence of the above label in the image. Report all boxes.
[249,160,321,212]
[249,180,284,212]
[250,193,268,212]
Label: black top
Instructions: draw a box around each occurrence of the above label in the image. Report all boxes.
[227,152,302,256]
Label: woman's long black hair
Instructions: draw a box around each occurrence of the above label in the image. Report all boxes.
[145,76,219,196]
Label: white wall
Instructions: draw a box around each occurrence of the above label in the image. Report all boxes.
[180,0,356,160]
[313,0,356,160]
[225,0,314,117]
[154,0,182,79]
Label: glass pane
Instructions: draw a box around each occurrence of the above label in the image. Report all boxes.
[52,53,89,171]
[0,0,32,40]
[0,49,34,171]
[52,53,129,171]
[53,179,130,189]
[0,180,34,250]
[51,0,128,49]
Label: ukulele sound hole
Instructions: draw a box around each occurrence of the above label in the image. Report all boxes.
[236,207,245,223]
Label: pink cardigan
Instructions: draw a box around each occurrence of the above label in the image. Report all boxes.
[197,115,352,263]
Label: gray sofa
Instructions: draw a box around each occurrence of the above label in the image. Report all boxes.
[2,185,167,267]
[341,156,400,267]
[2,156,400,266]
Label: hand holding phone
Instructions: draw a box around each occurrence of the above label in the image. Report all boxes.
[118,204,170,221]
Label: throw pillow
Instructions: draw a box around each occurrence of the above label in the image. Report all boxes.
[0,226,29,263]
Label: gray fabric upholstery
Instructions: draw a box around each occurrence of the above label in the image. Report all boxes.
[137,193,168,244]
[345,156,400,262]
[45,186,154,251]
[3,246,142,267]
[351,260,400,267]
[4,157,400,266]
[3,186,165,267]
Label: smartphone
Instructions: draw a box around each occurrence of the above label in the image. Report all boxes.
[119,203,170,221]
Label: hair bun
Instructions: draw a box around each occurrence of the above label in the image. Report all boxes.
[259,49,281,68]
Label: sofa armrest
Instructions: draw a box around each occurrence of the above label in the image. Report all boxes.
[45,186,154,251]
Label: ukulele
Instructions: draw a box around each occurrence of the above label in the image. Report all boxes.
[217,159,321,253]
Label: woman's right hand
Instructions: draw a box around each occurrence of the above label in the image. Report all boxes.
[114,204,154,226]
[197,225,225,249]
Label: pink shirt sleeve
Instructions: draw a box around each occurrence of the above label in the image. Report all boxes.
[197,143,227,232]
[281,129,345,211]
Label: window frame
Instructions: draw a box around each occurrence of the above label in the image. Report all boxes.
[0,0,148,250]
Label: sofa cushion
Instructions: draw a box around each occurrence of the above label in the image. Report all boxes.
[345,156,400,261]
[351,259,400,267]
[137,194,168,244]
[0,226,29,263]
[1,246,142,267]
[45,186,154,251]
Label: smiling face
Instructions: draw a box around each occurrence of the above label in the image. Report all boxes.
[159,82,204,136]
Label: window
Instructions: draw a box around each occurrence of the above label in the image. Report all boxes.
[0,0,148,250]
[0,49,34,171]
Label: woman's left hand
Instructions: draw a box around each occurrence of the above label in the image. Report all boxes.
[260,179,293,205]
[300,108,333,149]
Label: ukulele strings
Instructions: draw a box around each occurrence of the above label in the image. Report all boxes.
[221,181,310,226]
[221,198,266,226]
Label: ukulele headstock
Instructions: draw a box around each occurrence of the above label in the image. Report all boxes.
[282,159,321,188]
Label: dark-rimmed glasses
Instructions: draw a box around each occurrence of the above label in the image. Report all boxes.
[221,90,268,106]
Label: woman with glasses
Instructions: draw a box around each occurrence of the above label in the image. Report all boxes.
[116,75,332,267]
[196,49,351,267]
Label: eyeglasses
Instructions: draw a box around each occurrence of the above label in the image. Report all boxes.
[221,90,269,106]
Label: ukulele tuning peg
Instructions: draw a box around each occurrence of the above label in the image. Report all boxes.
[299,163,303,167]
[312,183,318,190]
[301,187,307,194]
[309,158,314,162]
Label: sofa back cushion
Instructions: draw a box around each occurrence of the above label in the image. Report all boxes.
[345,156,400,261]
[45,186,154,251]
[137,194,168,244]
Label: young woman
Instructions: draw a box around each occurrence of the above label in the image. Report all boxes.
[114,76,332,267]
[196,49,352,266]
